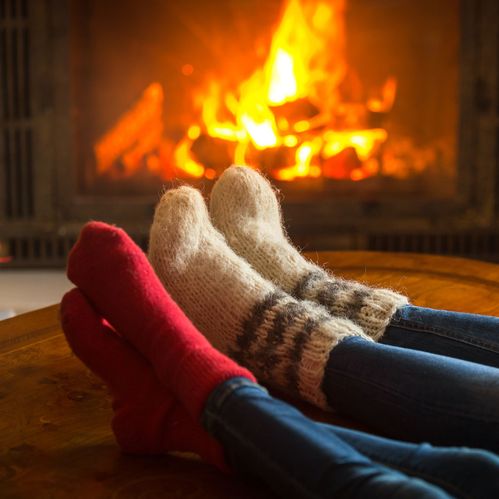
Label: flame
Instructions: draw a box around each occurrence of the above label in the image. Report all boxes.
[265,0,346,107]
[94,83,164,176]
[183,0,395,181]
[323,129,388,162]
[368,77,398,113]
[173,137,205,178]
[95,0,403,183]
[267,49,297,105]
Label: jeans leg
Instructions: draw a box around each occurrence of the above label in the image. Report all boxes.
[202,377,451,499]
[382,305,499,368]
[324,337,499,452]
[325,425,499,499]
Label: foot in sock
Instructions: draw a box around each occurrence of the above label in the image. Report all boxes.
[60,288,227,469]
[210,166,408,341]
[148,186,369,409]
[66,221,255,423]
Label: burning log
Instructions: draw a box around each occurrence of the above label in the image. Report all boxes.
[367,110,390,130]
[91,0,399,185]
[270,97,320,130]
[121,126,163,175]
[154,140,177,180]
[322,147,362,179]
[245,143,296,174]
[190,134,235,174]
[93,83,164,175]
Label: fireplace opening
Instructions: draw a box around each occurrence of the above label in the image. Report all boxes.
[2,0,498,268]
[71,0,459,200]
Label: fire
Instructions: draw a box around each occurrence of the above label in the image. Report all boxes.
[94,83,164,177]
[94,0,401,182]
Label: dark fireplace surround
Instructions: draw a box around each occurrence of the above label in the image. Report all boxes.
[0,0,498,267]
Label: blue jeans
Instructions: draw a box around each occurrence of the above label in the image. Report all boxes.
[203,378,499,499]
[383,305,499,368]
[324,305,499,452]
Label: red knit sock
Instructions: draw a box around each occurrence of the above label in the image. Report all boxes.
[61,288,228,469]
[66,221,256,420]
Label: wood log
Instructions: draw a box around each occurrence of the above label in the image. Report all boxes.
[190,134,234,173]
[322,146,361,179]
[270,97,320,128]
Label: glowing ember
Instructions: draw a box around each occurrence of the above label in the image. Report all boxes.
[94,0,403,182]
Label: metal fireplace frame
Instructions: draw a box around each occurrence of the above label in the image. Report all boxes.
[0,0,498,267]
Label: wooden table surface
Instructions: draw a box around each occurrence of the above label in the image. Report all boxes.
[2,251,499,498]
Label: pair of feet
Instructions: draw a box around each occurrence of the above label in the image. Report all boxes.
[209,166,408,340]
[148,166,407,408]
[61,166,407,468]
[61,222,255,471]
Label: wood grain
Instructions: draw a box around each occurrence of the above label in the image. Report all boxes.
[2,251,499,498]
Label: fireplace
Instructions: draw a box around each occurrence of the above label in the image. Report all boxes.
[1,0,498,267]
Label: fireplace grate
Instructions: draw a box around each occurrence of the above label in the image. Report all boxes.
[0,0,33,220]
[2,231,499,268]
[367,232,499,262]
[7,235,77,266]
[2,234,150,267]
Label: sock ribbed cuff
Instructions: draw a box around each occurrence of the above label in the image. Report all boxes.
[293,270,409,340]
[170,346,257,418]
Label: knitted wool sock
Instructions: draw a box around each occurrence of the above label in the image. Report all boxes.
[210,166,409,341]
[148,186,370,409]
[60,288,227,469]
[66,221,255,422]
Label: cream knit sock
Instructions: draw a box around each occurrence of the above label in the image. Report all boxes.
[148,186,370,409]
[210,166,409,341]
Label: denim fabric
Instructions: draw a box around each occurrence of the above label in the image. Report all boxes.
[327,425,499,499]
[382,305,499,369]
[324,336,499,452]
[203,377,459,499]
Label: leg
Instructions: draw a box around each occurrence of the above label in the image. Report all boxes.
[210,166,408,341]
[64,292,450,499]
[60,288,228,467]
[147,186,369,410]
[328,425,499,499]
[203,378,451,499]
[65,225,449,498]
[324,337,499,452]
[382,305,499,368]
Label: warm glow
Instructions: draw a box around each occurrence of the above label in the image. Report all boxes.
[323,129,388,162]
[181,64,194,76]
[94,0,404,183]
[240,113,278,149]
[187,125,201,140]
[267,49,297,105]
[368,77,398,113]
[173,138,205,178]
[94,83,164,176]
[283,135,299,147]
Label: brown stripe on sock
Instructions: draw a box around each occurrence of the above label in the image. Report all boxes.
[255,300,306,379]
[317,279,371,322]
[292,270,327,299]
[230,290,286,364]
[316,279,350,309]
[346,287,371,322]
[286,313,330,395]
